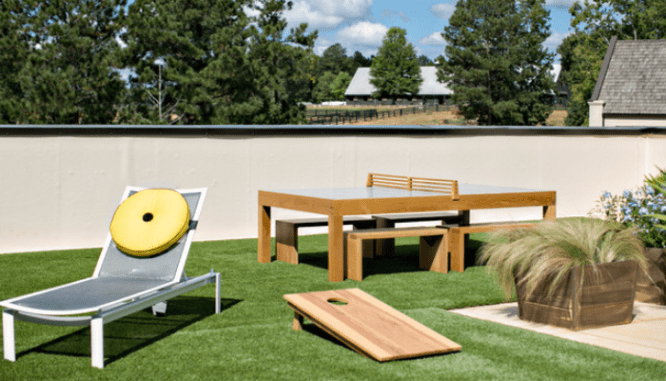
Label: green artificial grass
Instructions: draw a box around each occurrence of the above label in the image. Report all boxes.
[1,233,665,380]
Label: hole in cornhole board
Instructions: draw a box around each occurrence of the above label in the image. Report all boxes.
[327,298,348,306]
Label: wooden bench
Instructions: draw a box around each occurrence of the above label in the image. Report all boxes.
[345,227,449,281]
[444,222,536,273]
[276,217,376,264]
[372,212,465,257]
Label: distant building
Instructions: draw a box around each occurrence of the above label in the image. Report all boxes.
[344,67,452,106]
[589,36,666,127]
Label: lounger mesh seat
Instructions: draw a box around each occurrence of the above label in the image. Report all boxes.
[1,187,221,368]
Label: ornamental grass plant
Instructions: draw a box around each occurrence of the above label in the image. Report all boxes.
[478,218,646,300]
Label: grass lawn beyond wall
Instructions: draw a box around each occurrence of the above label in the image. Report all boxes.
[1,234,664,380]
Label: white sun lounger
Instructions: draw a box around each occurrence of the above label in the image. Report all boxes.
[0,186,221,368]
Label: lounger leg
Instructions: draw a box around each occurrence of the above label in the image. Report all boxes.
[91,318,104,369]
[215,272,221,314]
[419,235,449,274]
[152,302,167,316]
[276,220,299,264]
[3,309,16,362]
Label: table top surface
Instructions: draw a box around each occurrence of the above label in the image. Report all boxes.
[265,183,552,200]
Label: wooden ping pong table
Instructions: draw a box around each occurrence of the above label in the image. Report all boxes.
[258,183,556,282]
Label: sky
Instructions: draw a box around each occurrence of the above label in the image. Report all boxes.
[280,0,578,63]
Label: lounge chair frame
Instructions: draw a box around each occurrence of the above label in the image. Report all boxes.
[1,186,220,368]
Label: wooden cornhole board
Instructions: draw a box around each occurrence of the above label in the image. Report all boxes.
[284,288,461,361]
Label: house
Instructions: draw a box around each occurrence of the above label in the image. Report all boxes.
[344,67,452,106]
[589,36,666,127]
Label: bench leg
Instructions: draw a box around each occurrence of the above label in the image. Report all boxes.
[351,221,376,258]
[374,218,395,257]
[276,220,299,264]
[449,228,465,273]
[347,236,365,281]
[419,235,449,274]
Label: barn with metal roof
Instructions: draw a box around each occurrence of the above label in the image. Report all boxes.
[344,67,452,106]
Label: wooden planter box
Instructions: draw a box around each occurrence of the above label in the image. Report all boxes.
[515,261,638,331]
[635,248,666,305]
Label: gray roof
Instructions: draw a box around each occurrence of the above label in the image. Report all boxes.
[344,67,452,97]
[593,38,666,115]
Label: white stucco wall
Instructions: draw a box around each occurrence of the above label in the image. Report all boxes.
[604,117,666,127]
[1,129,665,254]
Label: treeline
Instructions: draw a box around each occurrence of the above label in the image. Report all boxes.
[0,0,317,125]
[2,0,663,126]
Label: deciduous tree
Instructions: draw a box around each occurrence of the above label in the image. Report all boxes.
[330,71,352,100]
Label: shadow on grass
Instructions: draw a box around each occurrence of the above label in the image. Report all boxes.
[19,296,240,366]
[298,238,486,276]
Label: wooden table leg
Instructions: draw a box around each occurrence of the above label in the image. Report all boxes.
[293,311,304,331]
[328,214,344,282]
[543,204,556,221]
[258,204,272,263]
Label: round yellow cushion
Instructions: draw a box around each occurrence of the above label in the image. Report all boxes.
[110,189,190,257]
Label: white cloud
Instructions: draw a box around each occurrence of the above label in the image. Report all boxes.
[544,31,570,52]
[380,9,410,23]
[283,0,372,30]
[419,32,446,46]
[545,0,578,9]
[337,21,388,47]
[283,1,344,30]
[309,0,372,18]
[430,3,456,20]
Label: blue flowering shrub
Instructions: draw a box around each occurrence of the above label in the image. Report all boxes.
[592,175,666,248]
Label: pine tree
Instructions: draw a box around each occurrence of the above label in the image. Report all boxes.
[17,0,128,124]
[121,0,315,124]
[0,1,29,123]
[370,27,422,102]
[437,0,555,125]
[240,0,316,124]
